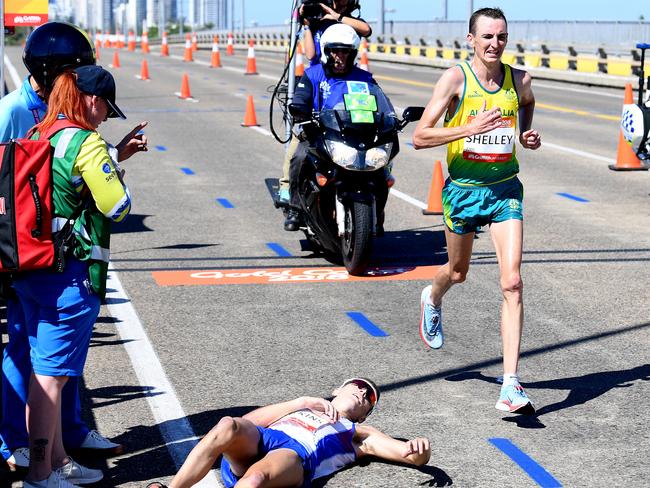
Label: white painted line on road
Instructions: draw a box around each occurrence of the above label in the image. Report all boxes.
[389,188,427,210]
[535,82,622,99]
[105,266,222,488]
[543,141,616,164]
[3,54,22,90]
[250,126,273,136]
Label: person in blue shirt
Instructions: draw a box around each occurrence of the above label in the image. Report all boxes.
[276,1,371,212]
[145,378,430,488]
[300,0,371,67]
[284,23,376,229]
[0,21,147,477]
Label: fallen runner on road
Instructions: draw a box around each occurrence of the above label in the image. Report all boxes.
[146,378,430,487]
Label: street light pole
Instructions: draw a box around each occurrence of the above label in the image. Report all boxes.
[241,0,245,33]
[468,0,474,17]
[379,0,384,36]
[441,0,447,20]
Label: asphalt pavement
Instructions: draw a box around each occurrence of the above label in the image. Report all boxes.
[2,43,649,488]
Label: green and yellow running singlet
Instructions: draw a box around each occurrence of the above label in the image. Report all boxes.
[444,62,520,186]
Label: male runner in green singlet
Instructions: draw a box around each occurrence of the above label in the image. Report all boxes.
[412,7,541,414]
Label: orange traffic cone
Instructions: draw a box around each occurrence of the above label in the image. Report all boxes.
[177,73,192,99]
[359,51,369,71]
[211,36,222,68]
[192,32,198,52]
[609,83,648,171]
[141,30,150,54]
[111,50,121,68]
[360,38,369,54]
[241,95,259,127]
[422,160,444,215]
[127,31,136,51]
[245,39,258,75]
[226,32,234,56]
[104,34,111,49]
[295,42,304,77]
[183,33,193,62]
[95,44,100,61]
[161,31,169,56]
[138,59,150,80]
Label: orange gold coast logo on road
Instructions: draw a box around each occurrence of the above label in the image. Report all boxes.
[152,265,442,286]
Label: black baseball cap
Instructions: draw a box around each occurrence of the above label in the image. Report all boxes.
[74,65,126,119]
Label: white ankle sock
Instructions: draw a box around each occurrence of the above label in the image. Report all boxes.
[502,373,519,386]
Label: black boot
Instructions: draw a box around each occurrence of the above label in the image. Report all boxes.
[284,209,301,231]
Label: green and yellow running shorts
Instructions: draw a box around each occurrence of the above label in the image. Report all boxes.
[442,176,524,234]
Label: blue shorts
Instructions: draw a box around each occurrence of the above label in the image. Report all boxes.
[220,427,311,488]
[11,258,100,377]
[442,176,524,234]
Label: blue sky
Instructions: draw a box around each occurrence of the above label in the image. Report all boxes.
[245,0,650,25]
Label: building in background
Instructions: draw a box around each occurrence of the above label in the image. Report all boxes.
[49,0,228,32]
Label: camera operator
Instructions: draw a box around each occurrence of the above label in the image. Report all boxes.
[300,1,371,67]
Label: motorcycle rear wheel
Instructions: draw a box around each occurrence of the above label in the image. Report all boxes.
[341,200,373,275]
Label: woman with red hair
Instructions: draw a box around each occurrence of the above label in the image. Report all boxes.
[17,65,132,488]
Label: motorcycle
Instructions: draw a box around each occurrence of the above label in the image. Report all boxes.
[271,84,423,275]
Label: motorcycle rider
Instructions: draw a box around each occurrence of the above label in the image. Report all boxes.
[277,1,371,211]
[285,23,378,231]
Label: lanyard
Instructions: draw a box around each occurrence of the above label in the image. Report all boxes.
[31,109,41,124]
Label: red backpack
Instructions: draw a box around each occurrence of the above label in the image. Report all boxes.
[0,120,83,273]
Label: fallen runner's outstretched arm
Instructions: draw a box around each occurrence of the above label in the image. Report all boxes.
[354,424,431,466]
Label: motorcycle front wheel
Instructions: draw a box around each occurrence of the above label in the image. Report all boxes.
[341,200,373,275]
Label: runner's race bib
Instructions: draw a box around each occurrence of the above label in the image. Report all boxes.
[463,116,515,163]
[280,410,330,433]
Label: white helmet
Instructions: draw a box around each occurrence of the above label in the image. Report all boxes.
[319,23,360,69]
[621,103,650,160]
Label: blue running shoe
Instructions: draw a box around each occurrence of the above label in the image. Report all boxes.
[419,285,443,349]
[495,382,535,414]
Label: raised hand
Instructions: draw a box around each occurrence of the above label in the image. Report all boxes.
[116,121,149,162]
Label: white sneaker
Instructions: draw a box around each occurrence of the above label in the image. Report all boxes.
[23,470,80,488]
[78,430,123,455]
[7,446,30,470]
[57,457,103,485]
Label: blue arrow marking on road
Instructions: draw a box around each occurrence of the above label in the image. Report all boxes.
[556,192,589,202]
[489,438,562,487]
[216,198,234,208]
[346,312,389,337]
[266,243,292,257]
[180,167,194,175]
[155,145,167,151]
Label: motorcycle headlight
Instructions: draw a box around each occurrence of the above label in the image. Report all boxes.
[365,143,393,169]
[325,140,359,169]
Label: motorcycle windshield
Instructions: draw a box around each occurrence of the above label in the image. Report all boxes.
[319,85,398,147]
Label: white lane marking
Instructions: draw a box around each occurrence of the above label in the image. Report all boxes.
[543,141,616,163]
[534,82,622,99]
[105,266,222,488]
[389,188,427,209]
[250,126,272,136]
[3,54,22,90]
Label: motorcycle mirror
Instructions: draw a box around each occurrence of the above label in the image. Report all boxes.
[401,106,425,123]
